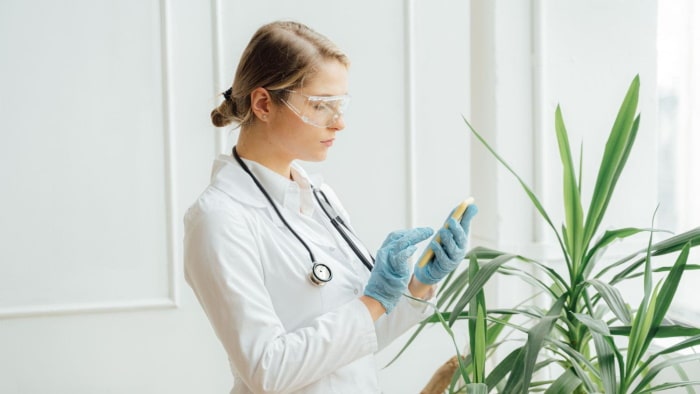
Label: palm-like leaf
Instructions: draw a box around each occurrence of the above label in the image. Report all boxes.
[397,75,700,394]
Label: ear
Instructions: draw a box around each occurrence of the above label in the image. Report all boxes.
[250,87,272,122]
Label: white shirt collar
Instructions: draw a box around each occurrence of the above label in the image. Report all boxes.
[239,158,317,215]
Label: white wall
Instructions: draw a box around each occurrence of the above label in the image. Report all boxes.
[3,0,691,393]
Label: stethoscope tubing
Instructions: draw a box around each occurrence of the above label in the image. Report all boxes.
[232,146,373,287]
[312,190,374,271]
[232,147,318,264]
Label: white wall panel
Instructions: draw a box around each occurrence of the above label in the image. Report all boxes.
[0,0,175,317]
[413,0,472,227]
[374,2,474,393]
[0,0,230,392]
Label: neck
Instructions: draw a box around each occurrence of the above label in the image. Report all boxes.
[235,126,293,178]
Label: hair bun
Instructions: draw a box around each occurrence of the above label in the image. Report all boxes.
[211,96,237,127]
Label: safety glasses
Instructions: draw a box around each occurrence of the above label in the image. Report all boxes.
[281,90,351,128]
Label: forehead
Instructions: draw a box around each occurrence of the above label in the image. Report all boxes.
[303,59,349,95]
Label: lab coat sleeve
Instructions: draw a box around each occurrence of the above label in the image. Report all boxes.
[373,287,437,351]
[184,204,378,394]
[317,183,437,351]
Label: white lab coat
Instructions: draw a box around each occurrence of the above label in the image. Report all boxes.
[184,155,434,394]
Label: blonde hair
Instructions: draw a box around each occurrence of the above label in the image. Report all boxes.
[211,21,350,128]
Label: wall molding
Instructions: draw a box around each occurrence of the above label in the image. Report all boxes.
[404,0,417,228]
[0,298,177,320]
[0,0,179,319]
[211,0,228,156]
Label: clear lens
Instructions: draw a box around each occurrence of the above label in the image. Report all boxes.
[282,91,351,128]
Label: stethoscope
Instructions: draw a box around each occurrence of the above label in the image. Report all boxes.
[232,146,374,286]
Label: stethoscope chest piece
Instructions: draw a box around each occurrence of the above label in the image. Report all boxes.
[309,262,333,286]
[231,146,371,288]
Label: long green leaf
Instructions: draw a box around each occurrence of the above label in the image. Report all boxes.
[498,266,560,299]
[636,381,700,394]
[468,255,487,383]
[465,245,510,260]
[626,281,662,381]
[574,313,611,336]
[475,250,570,295]
[464,117,571,271]
[503,296,566,394]
[633,354,700,393]
[586,279,632,324]
[585,227,653,269]
[582,75,640,252]
[449,254,518,326]
[543,369,582,394]
[600,227,700,283]
[438,266,472,310]
[547,339,600,392]
[610,325,700,338]
[555,105,585,274]
[625,215,660,379]
[464,383,488,394]
[649,226,700,255]
[629,221,691,387]
[638,334,700,374]
[485,347,521,390]
[652,334,700,356]
[431,299,471,385]
[592,332,617,394]
[620,264,700,280]
[667,358,697,394]
[648,243,691,340]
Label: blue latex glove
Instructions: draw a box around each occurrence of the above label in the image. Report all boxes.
[364,227,434,314]
[414,204,478,285]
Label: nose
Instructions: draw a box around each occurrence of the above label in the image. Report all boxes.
[329,114,346,131]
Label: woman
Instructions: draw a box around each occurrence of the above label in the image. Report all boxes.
[184,21,477,394]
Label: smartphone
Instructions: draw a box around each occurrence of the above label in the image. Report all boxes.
[417,197,475,268]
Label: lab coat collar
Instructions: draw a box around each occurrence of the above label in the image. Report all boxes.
[209,154,324,211]
[209,155,267,208]
[210,154,346,259]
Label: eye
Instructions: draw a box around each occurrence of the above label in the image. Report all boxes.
[312,102,331,112]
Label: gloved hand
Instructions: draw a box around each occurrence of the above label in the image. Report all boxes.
[414,204,478,285]
[364,227,434,314]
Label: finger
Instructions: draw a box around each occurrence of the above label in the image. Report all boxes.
[438,226,455,249]
[430,239,464,275]
[392,227,433,250]
[438,227,460,260]
[446,218,467,246]
[460,204,478,233]
[380,229,415,248]
[374,246,389,265]
[430,240,450,265]
[429,239,451,268]
[390,244,418,271]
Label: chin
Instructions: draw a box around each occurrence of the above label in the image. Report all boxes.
[307,151,329,162]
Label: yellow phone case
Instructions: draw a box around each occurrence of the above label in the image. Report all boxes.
[417,197,475,268]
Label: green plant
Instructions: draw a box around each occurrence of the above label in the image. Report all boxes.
[397,76,700,393]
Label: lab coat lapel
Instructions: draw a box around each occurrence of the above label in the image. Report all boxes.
[209,155,286,228]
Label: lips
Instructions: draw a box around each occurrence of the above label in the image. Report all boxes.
[321,139,334,147]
